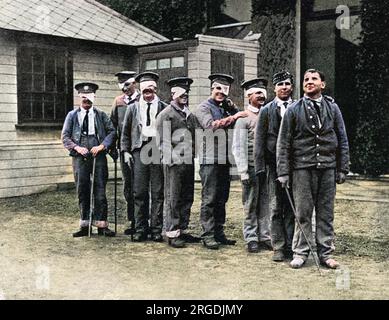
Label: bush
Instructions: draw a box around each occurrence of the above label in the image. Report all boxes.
[352,0,389,176]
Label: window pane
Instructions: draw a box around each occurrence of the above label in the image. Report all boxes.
[19,94,32,120]
[171,56,185,68]
[20,73,32,92]
[55,94,66,120]
[158,58,170,69]
[44,94,55,121]
[33,74,44,92]
[32,94,43,119]
[145,60,157,70]
[32,54,44,73]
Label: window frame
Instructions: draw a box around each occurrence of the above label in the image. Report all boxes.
[16,45,73,127]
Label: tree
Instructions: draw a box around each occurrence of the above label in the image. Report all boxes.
[352,0,389,176]
[98,0,225,40]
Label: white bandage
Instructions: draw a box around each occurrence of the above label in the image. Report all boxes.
[171,86,187,100]
[119,77,136,90]
[140,80,157,92]
[246,87,267,99]
[79,93,95,103]
[212,82,230,96]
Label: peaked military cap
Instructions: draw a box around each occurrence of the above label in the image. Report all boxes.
[75,82,99,93]
[135,71,160,83]
[115,71,137,83]
[208,73,234,86]
[241,77,268,90]
[167,77,194,91]
[272,71,294,85]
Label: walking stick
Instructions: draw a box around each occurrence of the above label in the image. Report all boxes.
[284,187,322,275]
[89,157,97,238]
[114,153,118,234]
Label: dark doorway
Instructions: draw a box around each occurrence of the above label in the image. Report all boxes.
[211,49,245,107]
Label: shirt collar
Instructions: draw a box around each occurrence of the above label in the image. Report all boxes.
[275,97,292,106]
[247,105,259,113]
[80,106,94,114]
[304,95,322,103]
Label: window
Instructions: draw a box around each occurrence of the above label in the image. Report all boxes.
[144,56,185,71]
[17,47,73,125]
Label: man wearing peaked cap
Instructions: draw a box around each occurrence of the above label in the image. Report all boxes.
[62,82,116,237]
[156,77,201,248]
[232,77,272,254]
[121,71,168,243]
[255,70,296,261]
[194,73,248,250]
[277,69,349,269]
[110,71,140,236]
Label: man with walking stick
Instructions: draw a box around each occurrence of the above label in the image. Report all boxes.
[277,69,349,269]
[62,82,116,237]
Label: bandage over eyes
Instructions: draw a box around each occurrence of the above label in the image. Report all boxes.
[79,93,95,103]
[171,87,187,100]
[212,82,230,96]
[246,87,267,99]
[140,80,157,93]
[118,77,135,90]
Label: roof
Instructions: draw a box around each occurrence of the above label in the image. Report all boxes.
[0,0,169,46]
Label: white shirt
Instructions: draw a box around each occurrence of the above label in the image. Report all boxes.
[78,106,95,135]
[139,96,159,139]
[275,97,293,118]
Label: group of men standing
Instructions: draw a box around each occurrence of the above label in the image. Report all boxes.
[61,66,349,269]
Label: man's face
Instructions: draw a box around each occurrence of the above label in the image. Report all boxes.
[211,84,228,103]
[303,72,325,97]
[176,92,188,106]
[249,91,266,108]
[274,79,293,101]
[80,95,93,109]
[123,80,137,95]
[142,88,155,102]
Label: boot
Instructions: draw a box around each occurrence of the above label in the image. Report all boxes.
[73,226,91,238]
[132,232,148,242]
[168,237,186,248]
[247,241,259,253]
[151,233,163,242]
[97,227,116,237]
[203,237,219,250]
[215,234,236,245]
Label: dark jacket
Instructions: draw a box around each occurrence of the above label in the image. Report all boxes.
[61,106,116,157]
[121,99,167,153]
[255,99,283,174]
[110,93,139,150]
[276,96,350,177]
[194,98,239,164]
[156,101,200,166]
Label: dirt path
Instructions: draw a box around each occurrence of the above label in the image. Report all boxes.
[0,181,388,300]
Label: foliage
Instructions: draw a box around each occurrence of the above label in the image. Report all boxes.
[352,0,389,176]
[98,0,225,40]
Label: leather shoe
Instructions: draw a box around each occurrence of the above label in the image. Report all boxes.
[168,237,186,248]
[97,227,116,237]
[181,233,201,243]
[151,233,163,242]
[215,234,236,245]
[272,250,285,262]
[73,227,91,237]
[247,241,259,253]
[132,232,147,242]
[124,227,135,236]
[202,238,219,250]
[259,240,273,251]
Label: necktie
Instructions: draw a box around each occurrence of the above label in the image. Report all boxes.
[312,101,321,119]
[283,102,288,108]
[146,102,151,126]
[82,110,89,136]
